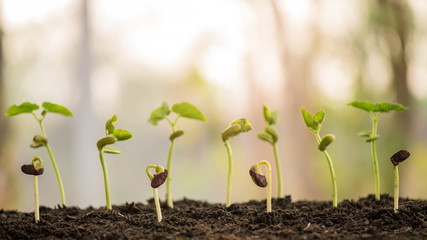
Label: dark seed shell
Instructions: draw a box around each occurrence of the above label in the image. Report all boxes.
[390,150,410,166]
[249,168,267,188]
[151,169,168,188]
[21,164,44,176]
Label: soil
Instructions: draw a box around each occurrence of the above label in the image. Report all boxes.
[1,194,426,239]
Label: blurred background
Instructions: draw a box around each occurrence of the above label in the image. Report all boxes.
[1,0,427,212]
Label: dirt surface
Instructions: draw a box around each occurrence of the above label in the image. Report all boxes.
[1,194,426,239]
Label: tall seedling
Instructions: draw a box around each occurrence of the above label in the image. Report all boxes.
[348,101,406,200]
[148,102,206,208]
[6,102,73,207]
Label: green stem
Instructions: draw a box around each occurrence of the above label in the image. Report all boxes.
[272,143,283,198]
[37,118,66,207]
[166,139,175,208]
[370,112,380,201]
[34,175,40,223]
[99,150,112,210]
[315,133,338,207]
[225,140,232,207]
[394,165,399,213]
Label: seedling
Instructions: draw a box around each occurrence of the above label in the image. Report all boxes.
[301,107,338,207]
[148,102,206,208]
[348,101,407,200]
[221,118,252,207]
[146,164,168,222]
[390,150,410,213]
[249,160,272,212]
[6,102,73,207]
[97,115,132,210]
[21,156,44,223]
[257,105,283,198]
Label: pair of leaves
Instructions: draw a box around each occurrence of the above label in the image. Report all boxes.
[221,118,252,142]
[263,105,278,126]
[5,102,73,117]
[98,115,133,153]
[148,102,207,126]
[358,130,379,142]
[301,107,325,133]
[258,126,278,144]
[348,101,407,113]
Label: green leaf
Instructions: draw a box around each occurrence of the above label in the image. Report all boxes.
[113,129,133,141]
[221,124,241,142]
[358,130,372,138]
[230,118,252,132]
[42,102,73,116]
[148,102,170,125]
[265,126,278,143]
[270,110,279,125]
[169,130,184,141]
[365,136,379,142]
[313,110,325,124]
[257,132,273,144]
[5,102,39,116]
[263,105,278,125]
[301,107,313,129]
[375,102,407,112]
[97,136,117,150]
[171,102,207,121]
[318,134,335,151]
[348,101,377,112]
[103,147,121,154]
[105,115,118,135]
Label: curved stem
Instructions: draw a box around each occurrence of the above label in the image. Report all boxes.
[272,143,283,198]
[315,133,338,207]
[258,160,272,212]
[99,150,112,210]
[370,112,380,201]
[394,165,399,213]
[153,188,162,222]
[225,140,232,207]
[38,120,66,207]
[34,175,40,223]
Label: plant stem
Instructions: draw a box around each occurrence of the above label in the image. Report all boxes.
[34,175,40,223]
[394,165,399,213]
[225,140,232,207]
[99,150,112,210]
[258,160,272,212]
[165,117,178,209]
[370,112,381,201]
[36,118,66,207]
[315,133,338,207]
[272,143,283,198]
[153,188,162,222]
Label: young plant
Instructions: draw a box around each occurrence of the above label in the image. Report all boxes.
[301,107,338,207]
[21,156,44,223]
[249,160,272,213]
[97,115,132,210]
[148,102,206,208]
[390,150,410,213]
[257,105,283,198]
[6,102,73,207]
[146,164,168,222]
[221,118,252,207]
[348,101,407,200]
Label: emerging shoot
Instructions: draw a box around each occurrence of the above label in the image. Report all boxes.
[257,105,283,198]
[221,118,252,207]
[390,150,410,213]
[249,160,272,212]
[148,102,206,208]
[21,156,44,223]
[301,107,338,207]
[146,164,168,222]
[6,102,73,207]
[348,101,407,200]
[97,115,132,210]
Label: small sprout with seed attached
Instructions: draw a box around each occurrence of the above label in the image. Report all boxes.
[257,105,283,198]
[222,118,252,207]
[249,160,272,212]
[146,164,168,222]
[21,156,44,223]
[148,102,206,208]
[301,107,338,207]
[97,115,133,210]
[390,150,410,213]
[6,102,73,207]
[348,100,407,201]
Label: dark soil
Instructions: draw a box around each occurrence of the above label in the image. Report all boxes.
[1,194,426,239]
